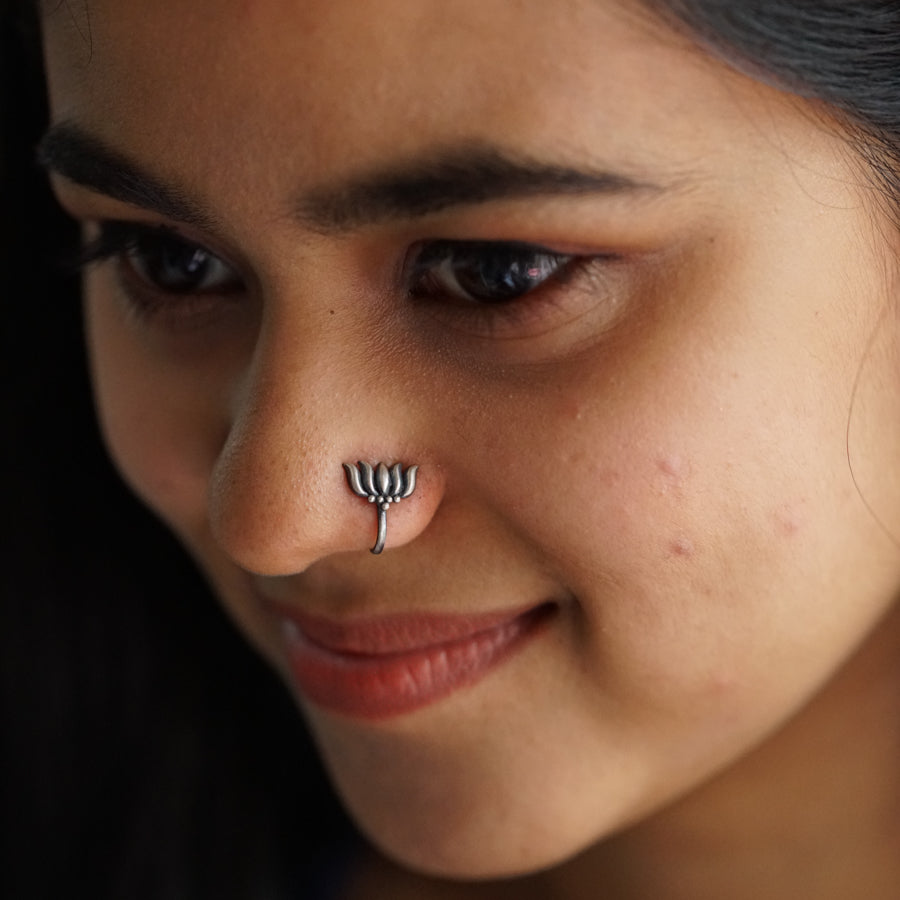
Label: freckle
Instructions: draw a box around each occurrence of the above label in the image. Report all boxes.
[669,538,695,558]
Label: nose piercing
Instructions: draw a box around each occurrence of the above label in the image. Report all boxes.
[343,461,419,554]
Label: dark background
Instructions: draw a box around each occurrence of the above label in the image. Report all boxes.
[1,5,351,897]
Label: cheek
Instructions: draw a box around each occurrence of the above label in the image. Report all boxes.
[457,270,900,726]
[84,294,225,542]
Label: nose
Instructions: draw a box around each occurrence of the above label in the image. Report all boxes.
[207,303,440,575]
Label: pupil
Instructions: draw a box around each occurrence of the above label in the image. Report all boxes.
[135,236,210,292]
[456,248,545,303]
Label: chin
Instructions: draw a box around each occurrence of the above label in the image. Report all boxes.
[303,704,645,882]
[350,799,594,881]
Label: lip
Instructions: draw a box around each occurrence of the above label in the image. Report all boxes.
[275,602,554,720]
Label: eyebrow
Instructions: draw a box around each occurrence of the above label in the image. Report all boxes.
[38,122,662,233]
[297,146,662,232]
[37,123,217,229]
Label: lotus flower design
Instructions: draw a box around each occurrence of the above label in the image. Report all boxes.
[342,461,418,554]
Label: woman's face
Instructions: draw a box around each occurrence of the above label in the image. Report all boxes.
[43,0,900,879]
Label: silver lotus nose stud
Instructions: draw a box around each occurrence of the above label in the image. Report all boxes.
[343,461,418,554]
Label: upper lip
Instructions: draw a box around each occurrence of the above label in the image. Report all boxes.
[267,601,553,656]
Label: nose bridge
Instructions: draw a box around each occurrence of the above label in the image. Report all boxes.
[207,301,430,574]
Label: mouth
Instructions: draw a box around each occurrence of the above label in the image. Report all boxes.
[275,602,556,720]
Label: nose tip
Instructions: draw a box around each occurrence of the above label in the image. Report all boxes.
[204,304,439,574]
[207,427,335,574]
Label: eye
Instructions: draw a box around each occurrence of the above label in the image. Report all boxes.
[409,241,573,305]
[126,231,237,295]
[77,221,242,297]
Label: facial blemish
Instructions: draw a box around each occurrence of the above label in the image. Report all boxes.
[668,537,695,559]
[559,398,585,422]
[773,503,803,538]
[655,454,687,495]
[656,455,682,479]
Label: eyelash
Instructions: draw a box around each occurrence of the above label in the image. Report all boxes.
[74,221,243,322]
[73,220,610,333]
[409,240,572,301]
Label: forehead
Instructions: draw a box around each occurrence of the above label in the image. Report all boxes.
[43,0,665,112]
[43,4,715,147]
[40,0,834,230]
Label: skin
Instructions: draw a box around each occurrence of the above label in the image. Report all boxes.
[42,1,900,897]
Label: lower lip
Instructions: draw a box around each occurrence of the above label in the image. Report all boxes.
[279,604,553,720]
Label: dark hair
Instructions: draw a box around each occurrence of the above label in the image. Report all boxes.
[3,2,899,898]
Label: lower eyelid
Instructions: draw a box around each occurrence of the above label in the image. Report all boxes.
[93,256,243,334]
[116,262,220,318]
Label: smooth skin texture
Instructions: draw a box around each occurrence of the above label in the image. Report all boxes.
[42,1,900,897]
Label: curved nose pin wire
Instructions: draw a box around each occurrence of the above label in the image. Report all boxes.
[343,461,419,554]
